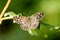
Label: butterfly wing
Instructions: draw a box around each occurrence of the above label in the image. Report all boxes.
[13,12,44,31]
[30,12,44,29]
[13,16,30,31]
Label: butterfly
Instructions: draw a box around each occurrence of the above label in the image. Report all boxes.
[13,12,44,31]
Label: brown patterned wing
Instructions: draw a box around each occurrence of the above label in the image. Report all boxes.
[30,12,44,29]
[13,12,44,31]
[13,16,30,31]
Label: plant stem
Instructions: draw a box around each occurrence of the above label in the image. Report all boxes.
[2,17,13,21]
[0,0,11,24]
[0,0,11,18]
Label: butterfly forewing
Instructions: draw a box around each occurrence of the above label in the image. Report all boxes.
[13,16,30,31]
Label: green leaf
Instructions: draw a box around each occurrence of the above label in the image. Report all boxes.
[4,12,17,17]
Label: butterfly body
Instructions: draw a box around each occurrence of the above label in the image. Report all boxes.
[13,12,44,31]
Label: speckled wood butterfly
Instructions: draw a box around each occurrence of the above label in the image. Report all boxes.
[13,12,44,31]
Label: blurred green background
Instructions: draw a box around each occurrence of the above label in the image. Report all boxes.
[0,0,60,40]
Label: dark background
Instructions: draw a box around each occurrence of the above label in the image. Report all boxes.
[0,0,60,40]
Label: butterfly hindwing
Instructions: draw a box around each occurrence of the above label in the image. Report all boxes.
[30,13,39,29]
[30,12,44,29]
